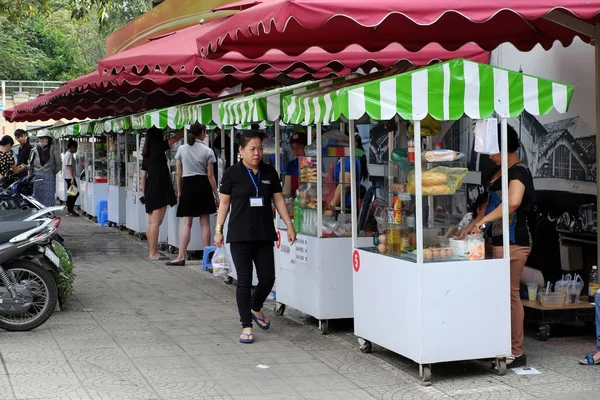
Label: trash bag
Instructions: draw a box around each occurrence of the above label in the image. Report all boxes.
[212,247,230,277]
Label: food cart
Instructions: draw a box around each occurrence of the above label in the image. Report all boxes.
[107,132,128,228]
[124,132,148,237]
[220,79,369,333]
[284,58,574,381]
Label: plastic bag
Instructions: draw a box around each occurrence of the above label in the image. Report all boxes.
[473,118,500,155]
[212,247,230,277]
[567,274,585,304]
[554,274,573,296]
[422,150,465,163]
[406,166,468,195]
[66,185,79,197]
[408,114,441,136]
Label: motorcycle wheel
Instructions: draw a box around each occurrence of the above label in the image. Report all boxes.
[0,261,58,331]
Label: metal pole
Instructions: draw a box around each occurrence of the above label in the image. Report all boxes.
[316,124,323,238]
[1,81,5,136]
[349,120,358,249]
[595,38,600,269]
[230,127,235,166]
[274,121,281,227]
[220,126,225,164]
[500,118,510,260]
[413,120,423,264]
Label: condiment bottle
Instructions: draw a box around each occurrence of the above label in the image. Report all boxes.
[407,141,415,162]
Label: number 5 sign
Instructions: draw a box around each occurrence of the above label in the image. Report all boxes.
[352,250,360,272]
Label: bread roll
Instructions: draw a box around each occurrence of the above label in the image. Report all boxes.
[421,171,448,186]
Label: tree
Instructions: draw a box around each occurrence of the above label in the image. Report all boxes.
[0,1,151,81]
[0,0,151,28]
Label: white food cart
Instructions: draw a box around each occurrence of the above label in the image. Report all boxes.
[219,80,368,333]
[286,59,574,381]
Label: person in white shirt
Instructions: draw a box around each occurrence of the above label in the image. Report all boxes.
[166,123,219,266]
[62,139,79,216]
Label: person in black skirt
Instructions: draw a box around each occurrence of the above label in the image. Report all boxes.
[141,127,183,261]
[166,123,219,266]
[215,130,296,344]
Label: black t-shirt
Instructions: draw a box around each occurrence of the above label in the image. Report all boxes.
[220,161,282,243]
[485,164,535,247]
[141,140,169,175]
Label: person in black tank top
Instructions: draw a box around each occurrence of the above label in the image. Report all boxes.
[464,124,535,368]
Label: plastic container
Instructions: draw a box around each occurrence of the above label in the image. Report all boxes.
[539,292,566,307]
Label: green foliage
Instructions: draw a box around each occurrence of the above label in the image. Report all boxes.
[0,1,151,81]
[52,240,76,306]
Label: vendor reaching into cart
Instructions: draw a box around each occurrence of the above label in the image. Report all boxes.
[325,155,363,215]
[214,130,296,344]
[463,124,535,369]
[283,129,307,196]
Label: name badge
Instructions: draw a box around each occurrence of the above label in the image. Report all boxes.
[250,197,264,207]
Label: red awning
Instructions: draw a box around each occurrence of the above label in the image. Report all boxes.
[195,0,600,58]
[197,43,490,76]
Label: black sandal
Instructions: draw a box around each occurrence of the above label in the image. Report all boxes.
[507,354,527,369]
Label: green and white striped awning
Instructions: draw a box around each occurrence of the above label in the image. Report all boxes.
[282,58,575,124]
[50,121,96,137]
[175,101,222,127]
[220,78,352,125]
[132,107,182,130]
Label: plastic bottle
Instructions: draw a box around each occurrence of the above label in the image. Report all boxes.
[293,191,303,233]
[407,141,415,162]
[589,265,599,297]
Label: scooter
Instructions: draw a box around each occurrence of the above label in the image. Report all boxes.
[0,174,44,211]
[0,216,71,331]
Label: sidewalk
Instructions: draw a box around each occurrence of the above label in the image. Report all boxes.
[0,215,599,400]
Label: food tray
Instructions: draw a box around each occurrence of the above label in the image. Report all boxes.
[539,292,566,307]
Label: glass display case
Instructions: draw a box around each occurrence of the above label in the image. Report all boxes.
[91,136,108,184]
[108,134,126,187]
[294,155,356,238]
[361,160,473,263]
[107,133,127,226]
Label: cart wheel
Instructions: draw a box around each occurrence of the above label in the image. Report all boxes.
[159,243,166,251]
[224,276,233,285]
[139,234,147,241]
[119,225,126,231]
[358,338,372,354]
[319,320,329,335]
[128,229,134,235]
[538,325,550,341]
[493,358,507,375]
[419,364,432,383]
[274,303,286,316]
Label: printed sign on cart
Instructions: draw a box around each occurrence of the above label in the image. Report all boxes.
[295,237,308,264]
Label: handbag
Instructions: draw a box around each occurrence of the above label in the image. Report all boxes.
[67,185,79,197]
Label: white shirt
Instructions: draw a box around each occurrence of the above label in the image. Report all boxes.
[62,151,74,180]
[174,141,216,178]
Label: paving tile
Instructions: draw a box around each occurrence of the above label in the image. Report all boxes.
[6,215,596,400]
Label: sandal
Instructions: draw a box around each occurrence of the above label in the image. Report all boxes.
[252,312,271,330]
[239,332,254,344]
[507,354,527,369]
[150,253,169,261]
[579,353,600,365]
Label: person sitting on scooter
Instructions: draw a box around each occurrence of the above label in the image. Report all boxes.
[0,136,26,181]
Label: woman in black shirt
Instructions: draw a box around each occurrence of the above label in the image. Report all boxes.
[141,127,183,261]
[466,124,535,368]
[215,130,296,344]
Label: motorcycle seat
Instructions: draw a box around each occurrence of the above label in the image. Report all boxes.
[0,221,40,244]
[0,209,37,222]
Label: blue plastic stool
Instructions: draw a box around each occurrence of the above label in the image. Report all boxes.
[96,200,108,216]
[98,210,109,227]
[202,246,217,271]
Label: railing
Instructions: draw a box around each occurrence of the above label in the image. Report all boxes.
[1,80,62,98]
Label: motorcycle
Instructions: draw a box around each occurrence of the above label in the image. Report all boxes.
[0,174,44,211]
[0,216,71,331]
